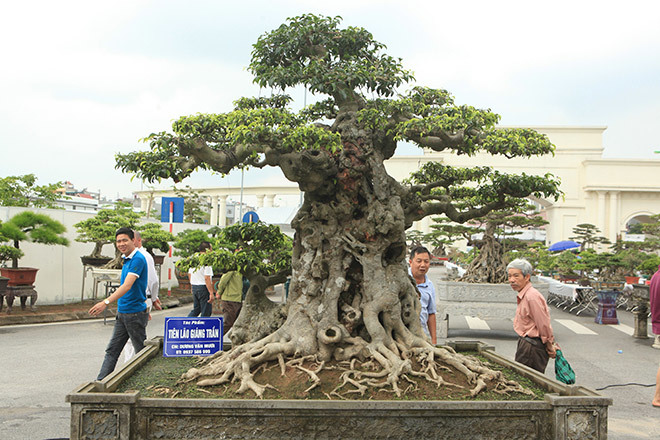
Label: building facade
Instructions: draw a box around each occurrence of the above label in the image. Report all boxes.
[134,126,660,246]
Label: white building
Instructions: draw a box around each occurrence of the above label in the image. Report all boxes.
[133,126,660,246]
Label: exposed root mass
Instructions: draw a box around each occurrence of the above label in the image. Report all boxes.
[180,338,536,400]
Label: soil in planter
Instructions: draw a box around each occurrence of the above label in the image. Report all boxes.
[117,352,546,401]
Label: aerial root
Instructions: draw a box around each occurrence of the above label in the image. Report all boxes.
[289,356,326,393]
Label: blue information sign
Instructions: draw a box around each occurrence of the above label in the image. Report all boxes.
[160,197,185,223]
[163,317,223,357]
[242,211,259,223]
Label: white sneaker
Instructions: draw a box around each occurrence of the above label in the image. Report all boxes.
[653,335,660,349]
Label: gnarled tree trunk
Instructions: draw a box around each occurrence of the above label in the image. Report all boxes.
[181,112,530,399]
[459,222,507,284]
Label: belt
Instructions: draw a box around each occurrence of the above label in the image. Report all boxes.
[522,336,543,346]
[146,294,151,298]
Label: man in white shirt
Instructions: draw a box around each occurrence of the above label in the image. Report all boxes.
[187,241,217,317]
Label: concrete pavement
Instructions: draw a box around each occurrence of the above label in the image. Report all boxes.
[1,284,658,439]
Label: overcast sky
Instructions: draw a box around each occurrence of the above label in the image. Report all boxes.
[2,0,660,200]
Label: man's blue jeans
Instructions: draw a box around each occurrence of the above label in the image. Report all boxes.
[188,284,213,317]
[96,309,148,380]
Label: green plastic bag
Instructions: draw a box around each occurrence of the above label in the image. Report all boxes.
[554,349,576,384]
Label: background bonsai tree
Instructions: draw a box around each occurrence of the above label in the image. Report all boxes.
[509,242,556,276]
[172,229,211,259]
[637,255,660,278]
[423,200,550,283]
[74,202,141,265]
[0,174,65,209]
[0,211,69,269]
[0,223,24,267]
[116,14,560,398]
[173,185,211,224]
[176,221,292,346]
[136,222,174,256]
[569,223,610,252]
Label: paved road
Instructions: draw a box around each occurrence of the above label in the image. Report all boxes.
[1,300,658,439]
[0,306,187,440]
[445,305,660,440]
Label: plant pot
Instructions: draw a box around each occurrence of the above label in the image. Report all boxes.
[80,256,113,267]
[152,254,165,265]
[175,269,190,293]
[624,276,640,284]
[0,267,39,286]
[595,290,620,325]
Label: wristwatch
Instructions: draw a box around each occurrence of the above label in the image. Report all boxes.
[104,299,110,305]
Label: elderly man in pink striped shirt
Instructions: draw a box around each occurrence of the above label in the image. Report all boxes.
[507,258,557,373]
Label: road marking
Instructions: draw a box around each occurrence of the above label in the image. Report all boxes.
[554,319,598,335]
[611,324,634,336]
[465,316,490,330]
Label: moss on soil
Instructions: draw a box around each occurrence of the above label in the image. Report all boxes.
[117,350,546,401]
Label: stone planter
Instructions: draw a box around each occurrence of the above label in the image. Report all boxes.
[432,279,549,338]
[66,339,611,440]
[152,254,165,265]
[80,256,113,267]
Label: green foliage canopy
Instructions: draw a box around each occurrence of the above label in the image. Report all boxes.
[116,14,561,227]
[0,211,69,268]
[175,222,292,282]
[0,174,64,209]
[74,203,141,258]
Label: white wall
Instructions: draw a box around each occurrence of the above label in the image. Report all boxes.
[0,207,212,305]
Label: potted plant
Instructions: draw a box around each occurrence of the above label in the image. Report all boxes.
[137,222,174,264]
[0,227,20,298]
[610,245,647,284]
[0,211,69,286]
[74,203,140,268]
[637,254,660,281]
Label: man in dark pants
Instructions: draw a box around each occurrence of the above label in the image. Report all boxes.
[89,227,149,380]
[507,258,557,373]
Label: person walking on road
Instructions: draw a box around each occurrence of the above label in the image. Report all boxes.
[121,230,162,363]
[648,264,660,406]
[216,270,243,336]
[507,258,556,373]
[187,241,216,317]
[89,227,149,380]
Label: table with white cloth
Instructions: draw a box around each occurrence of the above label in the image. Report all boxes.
[537,276,596,315]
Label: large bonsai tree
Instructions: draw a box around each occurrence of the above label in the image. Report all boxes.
[116,15,560,398]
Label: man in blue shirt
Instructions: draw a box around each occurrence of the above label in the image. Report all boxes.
[409,246,436,345]
[89,227,149,380]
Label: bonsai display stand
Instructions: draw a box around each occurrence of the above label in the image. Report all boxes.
[432,279,549,338]
[631,284,650,339]
[0,285,37,314]
[67,339,612,440]
[594,291,619,325]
